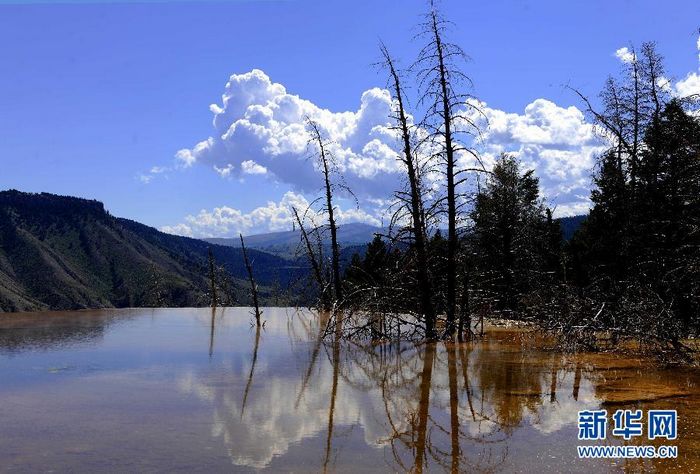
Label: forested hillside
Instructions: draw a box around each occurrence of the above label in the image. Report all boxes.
[0,190,304,312]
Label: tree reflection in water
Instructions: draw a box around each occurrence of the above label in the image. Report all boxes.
[241,321,261,418]
[339,339,514,473]
[3,308,698,472]
[183,309,607,472]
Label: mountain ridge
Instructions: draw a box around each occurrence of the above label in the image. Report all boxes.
[0,190,305,312]
[204,222,386,258]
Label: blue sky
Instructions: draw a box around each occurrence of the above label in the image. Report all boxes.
[1,0,699,236]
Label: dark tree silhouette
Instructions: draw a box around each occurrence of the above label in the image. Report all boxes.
[558,42,700,357]
[307,118,343,305]
[415,1,484,338]
[292,206,329,309]
[471,154,559,313]
[380,43,436,338]
[240,233,261,325]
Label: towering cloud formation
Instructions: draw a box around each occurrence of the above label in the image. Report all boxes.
[174,69,402,198]
[164,35,700,238]
[468,98,606,216]
[161,69,610,236]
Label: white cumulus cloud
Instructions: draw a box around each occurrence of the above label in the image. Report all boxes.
[466,98,606,217]
[675,35,700,98]
[171,69,608,222]
[174,69,399,198]
[615,46,635,64]
[241,160,267,175]
[214,163,234,178]
[161,191,381,238]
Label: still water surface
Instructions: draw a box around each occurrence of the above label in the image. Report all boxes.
[0,308,698,473]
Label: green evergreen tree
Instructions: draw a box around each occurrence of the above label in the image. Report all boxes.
[471,154,560,312]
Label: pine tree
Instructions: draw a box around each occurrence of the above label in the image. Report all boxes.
[471,154,559,312]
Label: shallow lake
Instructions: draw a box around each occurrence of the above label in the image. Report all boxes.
[0,307,698,472]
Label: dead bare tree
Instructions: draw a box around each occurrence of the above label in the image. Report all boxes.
[415,1,484,339]
[292,206,330,310]
[380,43,437,339]
[239,233,261,326]
[569,42,670,202]
[307,118,343,305]
[215,264,238,307]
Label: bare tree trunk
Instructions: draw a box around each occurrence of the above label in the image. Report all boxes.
[293,206,329,310]
[631,51,641,198]
[458,264,471,341]
[381,44,436,339]
[307,120,343,304]
[240,234,261,326]
[208,247,217,308]
[431,11,459,339]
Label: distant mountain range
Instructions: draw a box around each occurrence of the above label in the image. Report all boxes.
[205,222,385,258]
[0,190,585,313]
